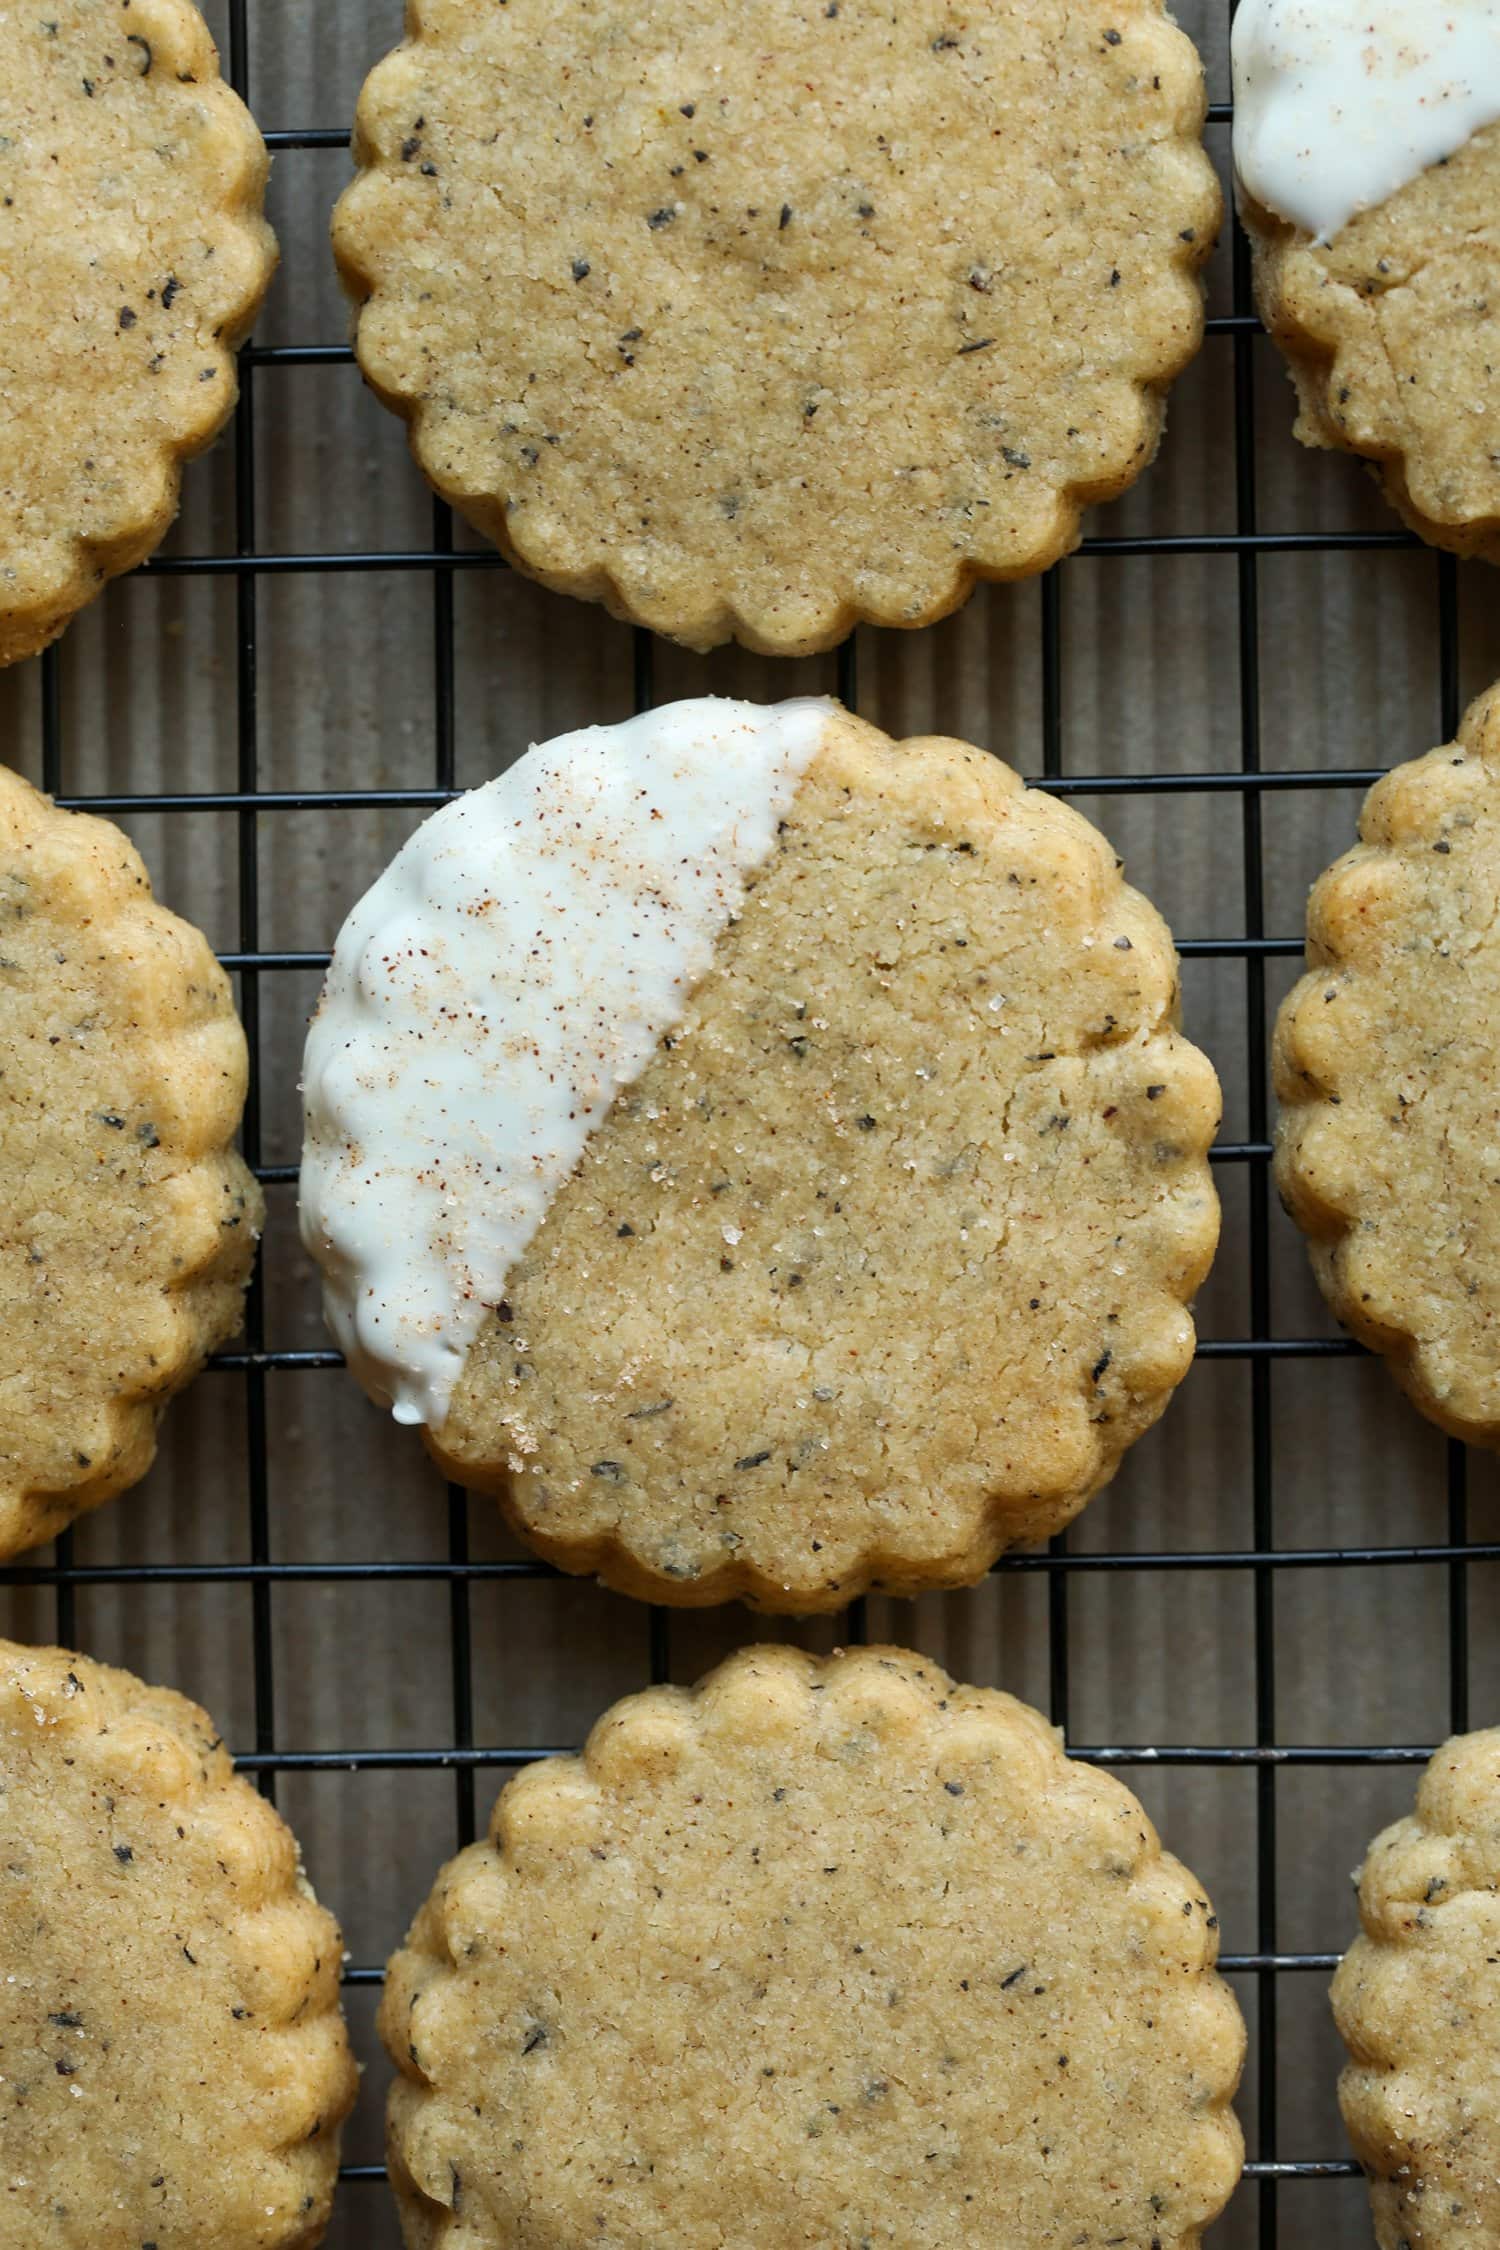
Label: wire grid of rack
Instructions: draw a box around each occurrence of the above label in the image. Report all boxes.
[4,2,1499,2243]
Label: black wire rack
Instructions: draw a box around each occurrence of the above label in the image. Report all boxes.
[4,4,1494,2243]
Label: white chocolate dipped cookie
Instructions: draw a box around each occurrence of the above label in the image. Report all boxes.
[1233,3,1500,559]
[300,698,1220,1612]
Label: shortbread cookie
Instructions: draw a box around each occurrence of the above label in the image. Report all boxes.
[1234,4,1500,561]
[383,1645,1245,2248]
[332,0,1219,656]
[1275,684,1500,1446]
[1,766,262,1556]
[1333,1729,1500,2248]
[0,1639,356,2248]
[301,698,1220,1613]
[0,0,277,666]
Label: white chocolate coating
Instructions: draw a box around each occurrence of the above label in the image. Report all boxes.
[1233,1,1500,242]
[299,697,834,1429]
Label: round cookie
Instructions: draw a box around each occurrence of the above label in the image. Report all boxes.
[1275,684,1500,1446]
[300,698,1221,1613]
[1333,1728,1500,2248]
[0,0,277,666]
[1,765,263,1557]
[332,0,1219,656]
[382,1644,1246,2248]
[0,1639,356,2249]
[1234,5,1500,562]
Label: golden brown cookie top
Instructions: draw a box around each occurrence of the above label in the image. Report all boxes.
[383,1644,1245,2247]
[410,706,1220,1609]
[0,1640,357,2250]
[1333,1729,1500,2249]
[0,765,262,1556]
[300,700,1221,1609]
[0,0,276,664]
[1240,96,1500,560]
[333,0,1218,654]
[1275,685,1500,1444]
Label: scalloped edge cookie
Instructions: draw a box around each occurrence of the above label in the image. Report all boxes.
[1240,123,1500,565]
[1,765,264,1555]
[1274,683,1500,1446]
[388,706,1222,1614]
[0,0,278,667]
[332,0,1218,656]
[1333,1728,1500,2248]
[0,1639,357,2248]
[382,1643,1245,2247]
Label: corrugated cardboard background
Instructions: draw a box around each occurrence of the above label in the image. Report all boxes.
[4,4,1499,2241]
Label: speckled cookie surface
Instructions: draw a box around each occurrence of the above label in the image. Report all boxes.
[1275,685,1500,1445]
[0,0,277,665]
[383,1645,1245,2248]
[333,0,1218,655]
[1333,1729,1500,2248]
[1244,126,1500,562]
[0,1640,356,2249]
[0,765,262,1557]
[431,709,1220,1612]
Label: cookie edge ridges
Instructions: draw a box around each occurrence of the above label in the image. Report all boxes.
[1273,684,1500,1445]
[381,1644,1245,2248]
[330,1,1219,655]
[0,1639,357,2247]
[1332,1727,1500,2246]
[0,769,265,1554]
[1240,141,1500,566]
[0,0,279,667]
[426,709,1222,1613]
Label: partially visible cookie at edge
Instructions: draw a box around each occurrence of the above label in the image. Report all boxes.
[1,764,263,1557]
[382,1643,1245,2247]
[0,0,277,665]
[1275,684,1500,1446]
[332,0,1218,655]
[301,696,1221,1614]
[1234,4,1500,561]
[1333,1728,1500,2248]
[0,1638,357,2249]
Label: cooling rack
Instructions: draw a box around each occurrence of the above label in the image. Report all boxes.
[3,3,1497,2244]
